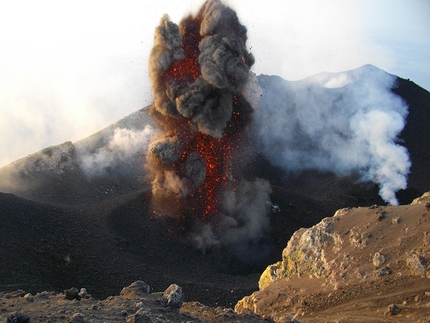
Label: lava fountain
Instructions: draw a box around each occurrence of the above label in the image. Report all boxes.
[146,0,272,256]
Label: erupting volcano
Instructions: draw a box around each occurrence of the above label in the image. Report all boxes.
[146,0,272,254]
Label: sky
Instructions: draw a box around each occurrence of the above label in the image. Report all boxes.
[0,0,429,168]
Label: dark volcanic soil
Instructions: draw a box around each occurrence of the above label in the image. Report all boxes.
[0,189,261,308]
[0,164,389,308]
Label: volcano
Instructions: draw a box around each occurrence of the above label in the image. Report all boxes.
[0,63,429,307]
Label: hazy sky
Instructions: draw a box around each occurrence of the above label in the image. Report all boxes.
[0,0,429,167]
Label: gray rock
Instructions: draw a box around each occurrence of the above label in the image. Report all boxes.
[6,312,30,323]
[120,281,150,298]
[126,309,153,323]
[163,284,183,307]
[135,301,145,310]
[387,304,402,315]
[78,288,88,299]
[23,293,33,302]
[4,290,26,299]
[35,291,50,299]
[377,266,392,277]
[69,312,90,323]
[406,254,427,275]
[64,287,81,300]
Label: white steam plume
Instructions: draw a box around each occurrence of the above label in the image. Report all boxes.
[78,125,155,177]
[252,65,410,205]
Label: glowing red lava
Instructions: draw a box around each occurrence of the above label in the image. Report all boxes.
[165,16,201,87]
[148,2,254,226]
[161,16,236,219]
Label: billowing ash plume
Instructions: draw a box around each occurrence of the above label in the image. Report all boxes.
[146,0,270,254]
[193,178,272,258]
[253,65,411,205]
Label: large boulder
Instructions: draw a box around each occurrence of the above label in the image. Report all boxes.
[236,191,430,321]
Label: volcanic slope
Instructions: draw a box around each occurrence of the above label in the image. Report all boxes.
[0,66,429,308]
[236,192,430,322]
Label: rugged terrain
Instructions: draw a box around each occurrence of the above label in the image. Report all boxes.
[0,281,267,323]
[1,193,430,322]
[236,192,430,322]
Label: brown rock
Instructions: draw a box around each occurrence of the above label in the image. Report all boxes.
[120,281,150,298]
[163,284,182,307]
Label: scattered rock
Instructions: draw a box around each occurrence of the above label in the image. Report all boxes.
[120,281,151,298]
[163,284,183,307]
[387,304,402,315]
[349,230,371,249]
[126,308,153,323]
[392,217,401,224]
[135,301,145,310]
[78,288,88,299]
[377,266,392,277]
[406,254,427,275]
[64,287,81,300]
[373,252,385,268]
[69,312,90,323]
[23,293,33,302]
[35,291,50,299]
[376,211,386,221]
[5,312,30,323]
[4,290,26,299]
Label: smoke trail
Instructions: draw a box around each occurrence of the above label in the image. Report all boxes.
[146,0,271,254]
[193,178,272,259]
[252,65,410,205]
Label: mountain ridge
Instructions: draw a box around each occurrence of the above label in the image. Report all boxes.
[0,65,429,310]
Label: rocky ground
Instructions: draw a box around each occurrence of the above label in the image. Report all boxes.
[2,193,430,323]
[235,192,430,322]
[0,281,266,323]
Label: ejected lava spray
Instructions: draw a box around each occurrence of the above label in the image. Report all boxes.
[146,0,272,256]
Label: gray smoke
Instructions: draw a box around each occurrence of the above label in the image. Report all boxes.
[193,178,272,257]
[147,0,255,198]
[147,0,271,255]
[252,65,410,205]
[148,14,184,117]
[148,0,254,138]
